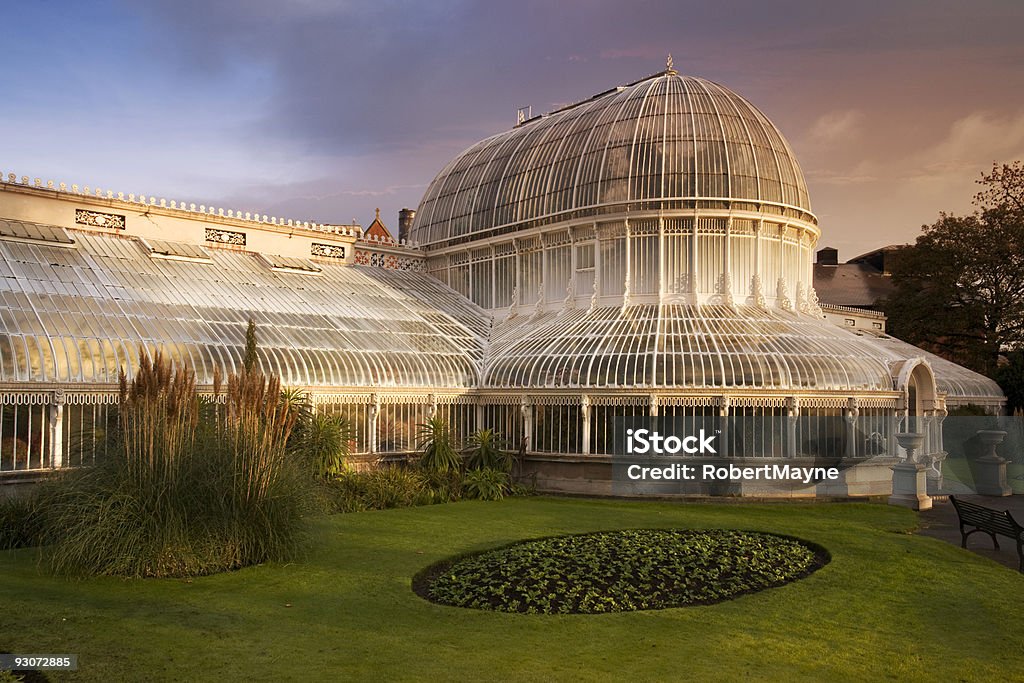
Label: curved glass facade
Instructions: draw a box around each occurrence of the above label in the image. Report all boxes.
[485,305,894,390]
[851,330,1005,403]
[0,233,486,389]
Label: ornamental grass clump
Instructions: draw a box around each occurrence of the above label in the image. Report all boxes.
[203,366,309,570]
[42,351,310,578]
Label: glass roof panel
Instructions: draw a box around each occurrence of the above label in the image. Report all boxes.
[0,218,74,245]
[0,230,486,388]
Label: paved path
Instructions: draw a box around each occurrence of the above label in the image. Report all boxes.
[917,494,1024,572]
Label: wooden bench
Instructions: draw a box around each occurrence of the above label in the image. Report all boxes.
[949,495,1024,572]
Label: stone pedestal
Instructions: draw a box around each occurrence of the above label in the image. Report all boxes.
[889,432,932,511]
[974,430,1011,497]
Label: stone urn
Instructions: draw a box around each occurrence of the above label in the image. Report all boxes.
[895,432,925,464]
[973,430,1011,497]
[888,432,931,510]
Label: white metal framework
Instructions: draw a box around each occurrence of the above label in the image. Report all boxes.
[0,68,1006,495]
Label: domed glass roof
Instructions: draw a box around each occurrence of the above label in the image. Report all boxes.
[413,71,812,249]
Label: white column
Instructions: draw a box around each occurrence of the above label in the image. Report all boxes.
[755,220,763,284]
[512,240,521,313]
[489,246,496,310]
[691,215,700,303]
[49,391,65,469]
[722,218,735,307]
[844,398,859,458]
[540,241,548,309]
[580,394,591,455]
[719,396,730,458]
[622,220,632,306]
[520,397,533,451]
[658,216,666,301]
[368,395,380,454]
[723,217,732,288]
[569,230,578,300]
[786,397,799,458]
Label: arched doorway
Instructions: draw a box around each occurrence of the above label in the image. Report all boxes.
[892,359,943,478]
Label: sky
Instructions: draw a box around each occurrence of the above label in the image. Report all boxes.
[2,0,1023,258]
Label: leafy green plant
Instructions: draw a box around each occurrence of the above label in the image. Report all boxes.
[328,470,371,513]
[361,466,430,509]
[464,429,511,472]
[423,529,826,614]
[326,466,432,511]
[421,469,463,504]
[462,467,509,501]
[293,413,352,479]
[279,387,313,424]
[416,416,462,474]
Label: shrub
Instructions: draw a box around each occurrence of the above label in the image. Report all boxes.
[362,466,430,509]
[464,429,511,472]
[40,351,310,578]
[293,413,352,479]
[327,466,430,511]
[328,470,371,513]
[421,469,463,504]
[202,367,309,572]
[416,416,462,474]
[0,492,47,550]
[462,468,509,501]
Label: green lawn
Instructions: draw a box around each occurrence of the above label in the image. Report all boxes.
[2,497,1023,681]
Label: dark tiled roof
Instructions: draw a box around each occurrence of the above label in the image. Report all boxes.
[813,263,894,308]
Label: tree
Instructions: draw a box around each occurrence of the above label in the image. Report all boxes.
[243,318,258,373]
[996,351,1024,414]
[884,161,1024,377]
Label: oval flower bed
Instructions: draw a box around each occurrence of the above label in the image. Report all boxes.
[417,529,828,614]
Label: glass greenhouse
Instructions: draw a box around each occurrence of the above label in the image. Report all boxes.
[0,64,1004,496]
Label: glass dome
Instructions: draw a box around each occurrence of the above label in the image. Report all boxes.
[413,70,813,250]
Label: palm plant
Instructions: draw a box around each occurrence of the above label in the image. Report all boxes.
[464,428,511,472]
[416,416,461,474]
[295,413,353,479]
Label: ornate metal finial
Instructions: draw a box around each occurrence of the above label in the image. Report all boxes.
[666,54,675,73]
